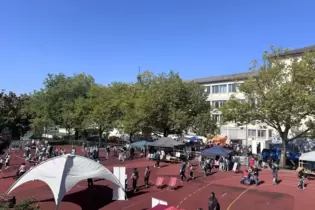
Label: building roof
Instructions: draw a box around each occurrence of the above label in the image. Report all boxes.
[192,71,257,84]
[278,45,315,57]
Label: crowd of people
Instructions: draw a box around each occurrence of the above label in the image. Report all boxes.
[2,139,307,210]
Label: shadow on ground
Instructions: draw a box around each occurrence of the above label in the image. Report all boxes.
[40,185,114,210]
[40,184,148,210]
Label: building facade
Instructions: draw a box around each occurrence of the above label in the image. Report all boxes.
[193,45,315,145]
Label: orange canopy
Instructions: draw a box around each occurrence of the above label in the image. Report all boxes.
[212,136,227,145]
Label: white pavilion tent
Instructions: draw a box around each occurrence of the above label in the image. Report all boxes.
[299,151,315,162]
[6,154,124,209]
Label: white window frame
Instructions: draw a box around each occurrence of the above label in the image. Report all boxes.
[212,84,227,94]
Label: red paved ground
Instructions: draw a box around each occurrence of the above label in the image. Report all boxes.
[2,147,314,210]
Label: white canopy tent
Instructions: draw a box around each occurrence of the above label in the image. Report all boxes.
[299,151,315,161]
[6,154,124,209]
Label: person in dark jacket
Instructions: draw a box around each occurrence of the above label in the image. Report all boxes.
[130,168,139,192]
[208,192,219,210]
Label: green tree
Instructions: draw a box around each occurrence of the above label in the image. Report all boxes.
[0,90,31,139]
[192,111,219,137]
[116,83,146,142]
[220,47,315,167]
[29,73,94,139]
[87,83,121,146]
[137,70,215,137]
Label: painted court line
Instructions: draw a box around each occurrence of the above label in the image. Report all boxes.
[226,186,254,210]
[176,176,239,208]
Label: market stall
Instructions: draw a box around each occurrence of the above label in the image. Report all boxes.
[130,140,150,151]
[298,151,315,179]
[148,137,185,162]
[212,136,228,146]
[202,145,233,157]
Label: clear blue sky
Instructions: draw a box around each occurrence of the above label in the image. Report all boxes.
[1,0,314,94]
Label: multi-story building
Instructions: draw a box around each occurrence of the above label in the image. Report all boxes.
[193,45,315,146]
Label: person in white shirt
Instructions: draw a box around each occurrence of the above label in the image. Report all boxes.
[19,163,26,174]
[15,163,26,180]
[5,155,10,169]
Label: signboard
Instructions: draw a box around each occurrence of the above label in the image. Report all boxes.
[152,197,168,208]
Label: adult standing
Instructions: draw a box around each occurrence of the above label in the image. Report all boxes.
[208,192,219,210]
[144,166,151,188]
[180,160,187,182]
[130,168,139,193]
[272,160,279,185]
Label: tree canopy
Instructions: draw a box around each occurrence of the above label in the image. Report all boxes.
[23,70,217,142]
[220,47,315,166]
[0,90,30,139]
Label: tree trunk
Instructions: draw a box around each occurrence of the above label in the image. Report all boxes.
[98,127,103,148]
[163,128,169,137]
[129,132,133,143]
[74,129,79,140]
[279,136,288,168]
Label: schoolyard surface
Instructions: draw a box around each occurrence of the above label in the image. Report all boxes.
[1,146,312,210]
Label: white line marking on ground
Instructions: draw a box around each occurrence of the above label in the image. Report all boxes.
[176,175,239,208]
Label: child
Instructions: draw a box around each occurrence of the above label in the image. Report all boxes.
[298,169,305,190]
[189,164,194,180]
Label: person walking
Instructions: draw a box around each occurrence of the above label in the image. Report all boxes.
[298,169,305,190]
[180,160,187,182]
[144,166,151,188]
[130,168,139,193]
[189,162,195,180]
[272,160,279,185]
[208,192,219,210]
[253,167,259,186]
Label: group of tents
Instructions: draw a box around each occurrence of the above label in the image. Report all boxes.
[130,137,233,157]
[129,137,197,150]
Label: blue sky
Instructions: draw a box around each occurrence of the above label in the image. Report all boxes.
[1,0,314,94]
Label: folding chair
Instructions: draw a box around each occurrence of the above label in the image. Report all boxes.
[168,177,177,190]
[155,176,164,189]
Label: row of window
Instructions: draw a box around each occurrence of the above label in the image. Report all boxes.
[248,129,273,138]
[212,115,273,138]
[205,83,237,94]
[211,99,246,109]
[212,100,226,108]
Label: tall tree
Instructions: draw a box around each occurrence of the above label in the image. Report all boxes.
[0,90,31,139]
[29,73,95,139]
[116,83,146,142]
[220,48,315,167]
[137,70,216,137]
[87,83,121,145]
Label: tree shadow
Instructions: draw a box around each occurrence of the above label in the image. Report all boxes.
[40,185,115,210]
